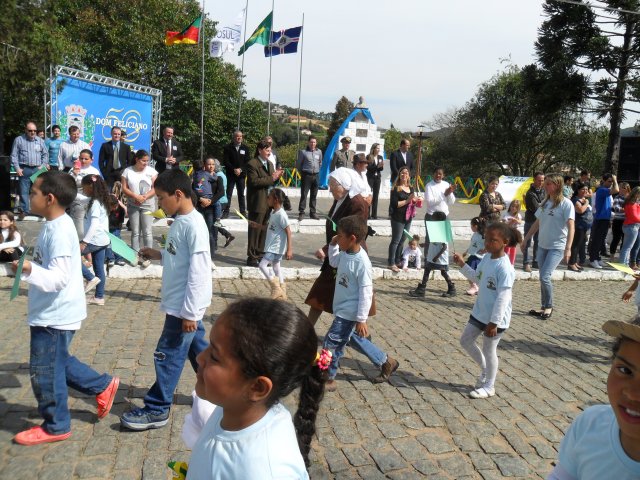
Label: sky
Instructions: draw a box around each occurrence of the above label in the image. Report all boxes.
[205,1,569,131]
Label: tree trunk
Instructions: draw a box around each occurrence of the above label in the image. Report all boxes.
[605,19,635,174]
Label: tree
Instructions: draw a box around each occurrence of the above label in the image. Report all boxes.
[533,0,640,173]
[382,127,404,157]
[325,96,354,149]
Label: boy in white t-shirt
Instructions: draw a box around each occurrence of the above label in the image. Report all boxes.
[11,171,119,446]
[120,169,212,431]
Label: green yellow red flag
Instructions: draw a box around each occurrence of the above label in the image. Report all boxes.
[166,15,202,46]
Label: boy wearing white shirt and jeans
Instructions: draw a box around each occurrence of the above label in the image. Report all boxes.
[120,169,212,430]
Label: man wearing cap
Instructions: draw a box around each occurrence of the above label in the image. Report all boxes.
[389,138,415,185]
[11,121,49,216]
[296,136,322,221]
[331,137,355,171]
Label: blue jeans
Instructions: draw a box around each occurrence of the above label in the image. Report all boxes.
[18,165,39,213]
[537,247,564,309]
[105,229,124,263]
[197,204,217,256]
[323,316,387,379]
[620,224,640,265]
[81,243,107,299]
[523,221,539,265]
[143,314,208,414]
[30,326,112,434]
[388,218,412,266]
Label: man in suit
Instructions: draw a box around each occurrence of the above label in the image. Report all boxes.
[389,138,415,185]
[330,136,355,171]
[222,130,250,218]
[245,139,284,266]
[151,126,183,173]
[99,126,133,189]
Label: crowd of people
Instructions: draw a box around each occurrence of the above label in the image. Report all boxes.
[5,123,640,478]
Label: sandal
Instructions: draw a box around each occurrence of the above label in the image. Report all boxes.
[528,309,543,317]
[540,308,553,320]
[567,265,581,272]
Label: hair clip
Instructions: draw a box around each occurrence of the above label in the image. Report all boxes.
[315,349,332,370]
[92,176,97,182]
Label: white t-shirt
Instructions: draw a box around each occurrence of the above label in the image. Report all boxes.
[27,214,86,327]
[187,402,309,480]
[0,229,21,251]
[83,201,110,246]
[469,255,514,329]
[122,165,157,210]
[467,232,485,258]
[551,404,640,480]
[401,246,422,269]
[332,248,373,322]
[264,208,290,255]
[424,180,456,216]
[535,198,575,250]
[161,210,212,320]
[426,242,449,266]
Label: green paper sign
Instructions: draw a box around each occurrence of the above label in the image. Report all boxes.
[326,216,337,231]
[403,229,413,240]
[107,232,137,264]
[425,220,454,244]
[10,248,29,301]
[29,165,48,183]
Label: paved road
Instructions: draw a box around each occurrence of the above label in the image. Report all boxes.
[0,276,624,479]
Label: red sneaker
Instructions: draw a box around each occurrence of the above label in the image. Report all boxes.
[14,426,71,446]
[96,376,120,419]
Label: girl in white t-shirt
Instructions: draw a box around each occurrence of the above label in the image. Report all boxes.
[251,188,293,300]
[0,210,23,262]
[453,222,520,399]
[183,298,328,479]
[80,175,111,306]
[502,199,523,265]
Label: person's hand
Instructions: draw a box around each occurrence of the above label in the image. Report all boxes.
[563,248,571,264]
[16,168,23,177]
[4,248,14,254]
[484,323,498,337]
[315,248,325,260]
[139,247,162,260]
[355,321,369,337]
[12,259,31,275]
[452,253,465,267]
[234,168,242,176]
[79,241,87,252]
[286,249,293,261]
[612,174,617,181]
[520,241,527,254]
[623,290,634,303]
[182,319,197,332]
[248,220,259,229]
[365,195,373,206]
[445,184,457,195]
[272,169,283,181]
[199,198,211,207]
[403,267,408,272]
[330,235,338,246]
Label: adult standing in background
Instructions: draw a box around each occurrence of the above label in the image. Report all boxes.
[246,140,283,267]
[264,136,281,171]
[523,172,545,272]
[10,121,48,217]
[99,126,133,189]
[45,125,64,169]
[588,173,619,269]
[478,176,506,222]
[222,130,250,218]
[389,139,414,185]
[388,167,415,272]
[296,135,322,221]
[366,143,384,219]
[330,136,354,171]
[58,125,90,171]
[151,126,183,174]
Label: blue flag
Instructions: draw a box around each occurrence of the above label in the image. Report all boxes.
[264,26,302,57]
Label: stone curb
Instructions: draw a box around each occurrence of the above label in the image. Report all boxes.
[0,263,631,281]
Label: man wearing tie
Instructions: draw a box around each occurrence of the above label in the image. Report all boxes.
[151,126,183,173]
[222,130,250,218]
[389,139,415,185]
[99,126,133,189]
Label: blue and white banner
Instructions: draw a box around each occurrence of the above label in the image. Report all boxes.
[264,26,302,57]
[210,8,245,57]
[54,75,154,168]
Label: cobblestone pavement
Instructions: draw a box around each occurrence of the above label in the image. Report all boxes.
[0,277,625,479]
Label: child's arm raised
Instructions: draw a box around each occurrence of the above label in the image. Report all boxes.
[622,276,640,302]
[12,257,71,293]
[453,253,480,283]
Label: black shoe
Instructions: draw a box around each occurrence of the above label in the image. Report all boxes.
[408,284,426,297]
[531,261,539,269]
[368,226,377,237]
[310,213,320,220]
[442,287,457,298]
[298,213,304,222]
[246,258,259,267]
[221,211,229,219]
[223,235,235,248]
[239,211,248,218]
[540,308,553,320]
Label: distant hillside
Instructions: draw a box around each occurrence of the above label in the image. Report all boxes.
[253,100,332,122]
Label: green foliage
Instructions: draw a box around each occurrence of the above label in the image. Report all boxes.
[382,128,404,156]
[325,96,354,149]
[276,144,300,169]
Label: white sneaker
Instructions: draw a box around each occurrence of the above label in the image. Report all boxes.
[469,387,495,399]
[87,296,105,306]
[589,261,602,269]
[84,277,101,293]
[598,260,606,268]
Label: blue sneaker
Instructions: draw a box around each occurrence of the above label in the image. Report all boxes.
[120,407,169,431]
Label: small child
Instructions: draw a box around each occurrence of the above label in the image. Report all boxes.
[79,175,111,305]
[0,210,23,262]
[502,200,523,265]
[251,188,293,300]
[11,170,119,446]
[183,299,326,478]
[453,222,520,399]
[401,235,423,270]
[408,212,457,298]
[120,169,212,431]
[323,215,399,392]
[192,158,224,258]
[547,316,640,479]
[462,217,486,296]
[105,182,127,267]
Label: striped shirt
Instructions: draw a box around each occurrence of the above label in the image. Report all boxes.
[10,135,48,170]
[58,140,90,169]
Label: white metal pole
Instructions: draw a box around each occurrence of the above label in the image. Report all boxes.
[237,0,249,130]
[296,14,305,148]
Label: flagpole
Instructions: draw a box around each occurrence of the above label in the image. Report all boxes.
[267,0,275,134]
[200,0,206,162]
[237,0,249,131]
[296,13,305,148]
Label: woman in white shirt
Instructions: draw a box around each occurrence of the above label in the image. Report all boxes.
[121,149,158,251]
